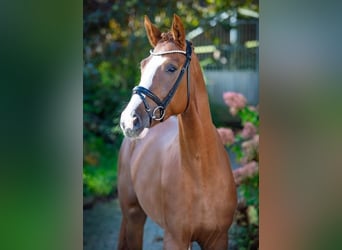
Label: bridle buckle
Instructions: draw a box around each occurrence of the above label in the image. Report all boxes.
[152,106,165,121]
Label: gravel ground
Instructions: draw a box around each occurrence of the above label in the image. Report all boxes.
[83,198,237,250]
[84,198,168,250]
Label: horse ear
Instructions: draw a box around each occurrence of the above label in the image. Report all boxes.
[171,14,186,49]
[144,15,161,48]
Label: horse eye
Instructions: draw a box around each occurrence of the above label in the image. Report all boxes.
[166,65,177,73]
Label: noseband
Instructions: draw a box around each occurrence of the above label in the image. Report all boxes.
[132,40,192,124]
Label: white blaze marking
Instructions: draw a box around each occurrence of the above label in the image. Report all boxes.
[121,55,167,131]
[140,55,167,89]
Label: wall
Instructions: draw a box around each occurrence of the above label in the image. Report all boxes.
[204,70,259,126]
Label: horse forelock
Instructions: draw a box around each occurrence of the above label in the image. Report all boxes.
[160,32,173,41]
[159,32,183,49]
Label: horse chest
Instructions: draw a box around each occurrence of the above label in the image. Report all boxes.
[131,157,232,230]
[129,140,181,226]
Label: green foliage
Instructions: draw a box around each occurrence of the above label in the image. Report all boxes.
[83,135,120,197]
[97,61,119,87]
[238,106,259,127]
[227,106,259,163]
[230,220,259,250]
[229,164,259,250]
[235,173,259,249]
[240,173,259,208]
[83,165,117,197]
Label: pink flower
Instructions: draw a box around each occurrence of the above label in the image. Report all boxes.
[217,127,235,145]
[248,105,258,112]
[222,92,247,116]
[240,135,259,164]
[241,122,257,139]
[233,161,259,185]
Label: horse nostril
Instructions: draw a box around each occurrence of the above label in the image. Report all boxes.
[132,114,140,129]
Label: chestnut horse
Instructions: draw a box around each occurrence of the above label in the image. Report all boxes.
[118,14,237,250]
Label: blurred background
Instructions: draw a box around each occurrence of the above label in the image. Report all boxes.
[83,0,259,249]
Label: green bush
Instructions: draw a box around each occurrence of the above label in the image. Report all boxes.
[83,135,121,197]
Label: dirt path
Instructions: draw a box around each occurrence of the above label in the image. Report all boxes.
[84,198,238,249]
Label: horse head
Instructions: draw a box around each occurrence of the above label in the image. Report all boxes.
[120,14,192,139]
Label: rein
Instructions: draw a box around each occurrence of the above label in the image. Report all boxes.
[132,40,192,124]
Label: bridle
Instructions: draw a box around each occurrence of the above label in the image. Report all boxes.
[132,40,192,124]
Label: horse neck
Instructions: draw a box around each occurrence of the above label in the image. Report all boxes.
[178,56,219,163]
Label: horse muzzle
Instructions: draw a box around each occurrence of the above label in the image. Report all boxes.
[120,109,149,139]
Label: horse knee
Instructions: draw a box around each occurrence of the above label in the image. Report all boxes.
[118,207,146,250]
[126,206,146,222]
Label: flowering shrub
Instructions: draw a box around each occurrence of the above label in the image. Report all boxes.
[216,127,235,145]
[219,91,259,184]
[223,91,247,116]
[218,91,259,249]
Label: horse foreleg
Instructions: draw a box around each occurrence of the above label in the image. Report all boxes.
[117,205,147,250]
[117,148,147,250]
[118,217,128,250]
